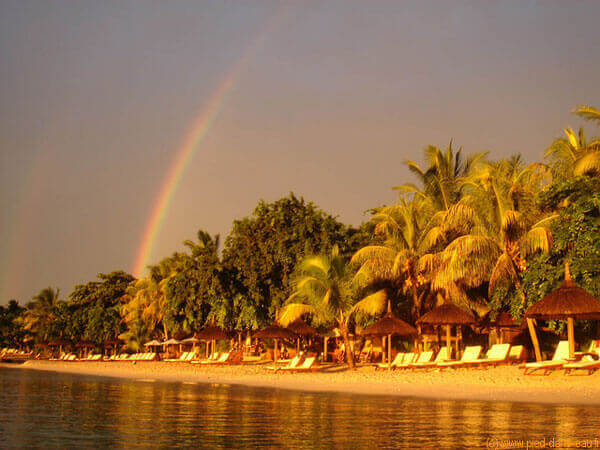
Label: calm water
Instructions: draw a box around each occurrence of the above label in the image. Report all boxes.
[1,367,599,448]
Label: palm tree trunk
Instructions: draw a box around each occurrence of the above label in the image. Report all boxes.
[163,322,168,340]
[411,284,421,321]
[340,324,355,369]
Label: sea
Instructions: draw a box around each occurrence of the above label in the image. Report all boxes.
[1,366,599,448]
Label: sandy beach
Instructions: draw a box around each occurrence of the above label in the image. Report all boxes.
[4,360,600,406]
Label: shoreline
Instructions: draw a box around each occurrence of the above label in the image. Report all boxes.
[4,360,600,406]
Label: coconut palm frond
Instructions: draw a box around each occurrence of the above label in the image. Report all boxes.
[574,151,600,176]
[349,289,388,318]
[351,246,397,265]
[501,210,526,241]
[420,226,445,252]
[391,250,413,276]
[296,276,327,292]
[488,252,518,296]
[521,227,553,257]
[444,203,476,232]
[417,253,440,274]
[278,303,316,326]
[444,235,500,259]
[531,214,559,229]
[573,105,600,124]
[299,256,330,276]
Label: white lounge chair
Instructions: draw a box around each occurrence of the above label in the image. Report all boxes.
[410,347,451,369]
[522,341,569,375]
[437,346,483,369]
[463,344,511,367]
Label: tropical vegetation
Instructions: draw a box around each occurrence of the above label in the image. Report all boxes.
[4,104,600,364]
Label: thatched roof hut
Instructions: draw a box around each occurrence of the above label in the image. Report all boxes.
[47,338,70,347]
[195,325,229,341]
[525,267,600,320]
[286,319,320,337]
[525,261,600,361]
[254,324,297,362]
[360,312,417,337]
[417,304,476,326]
[253,324,297,340]
[103,338,124,347]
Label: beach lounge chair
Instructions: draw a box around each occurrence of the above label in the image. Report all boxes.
[197,352,230,364]
[437,346,483,369]
[280,356,318,373]
[394,352,418,370]
[164,352,189,362]
[191,352,220,364]
[410,347,451,370]
[406,351,434,369]
[376,352,404,370]
[266,355,302,372]
[463,344,511,368]
[508,345,525,364]
[563,344,600,375]
[522,340,569,375]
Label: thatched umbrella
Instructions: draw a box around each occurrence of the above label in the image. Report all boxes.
[525,261,600,361]
[254,324,298,362]
[144,339,161,347]
[48,338,71,355]
[286,319,320,354]
[417,303,476,357]
[360,306,417,364]
[195,325,230,357]
[76,340,95,358]
[103,338,124,356]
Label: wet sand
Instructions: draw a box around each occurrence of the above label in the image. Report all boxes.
[5,360,600,405]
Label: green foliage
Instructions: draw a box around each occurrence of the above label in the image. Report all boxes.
[64,271,135,344]
[518,177,600,319]
[222,193,367,330]
[163,231,229,332]
[0,300,25,347]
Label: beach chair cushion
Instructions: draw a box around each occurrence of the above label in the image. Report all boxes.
[411,351,434,365]
[396,352,416,368]
[438,346,482,367]
[376,352,404,369]
[282,356,316,372]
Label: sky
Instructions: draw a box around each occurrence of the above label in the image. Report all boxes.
[1,0,599,304]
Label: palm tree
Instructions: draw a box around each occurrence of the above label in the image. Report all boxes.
[573,105,600,125]
[278,246,388,368]
[21,287,61,341]
[351,199,431,321]
[431,159,554,310]
[545,127,600,178]
[121,276,172,342]
[351,143,485,320]
[395,140,487,211]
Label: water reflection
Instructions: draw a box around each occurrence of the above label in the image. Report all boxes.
[1,367,599,448]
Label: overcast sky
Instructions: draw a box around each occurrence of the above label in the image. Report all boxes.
[1,0,599,304]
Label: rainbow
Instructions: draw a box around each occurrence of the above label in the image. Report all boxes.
[132,9,289,278]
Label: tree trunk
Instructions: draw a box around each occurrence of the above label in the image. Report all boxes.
[411,285,421,321]
[163,322,168,340]
[340,324,355,369]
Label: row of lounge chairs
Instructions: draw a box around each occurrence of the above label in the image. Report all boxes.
[376,344,525,370]
[522,340,600,376]
[0,348,37,360]
[107,352,158,361]
[266,356,318,373]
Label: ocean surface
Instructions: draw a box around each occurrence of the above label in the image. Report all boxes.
[1,366,600,448]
